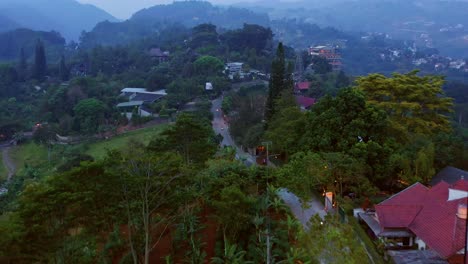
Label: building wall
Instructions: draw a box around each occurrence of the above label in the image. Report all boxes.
[415,237,427,250]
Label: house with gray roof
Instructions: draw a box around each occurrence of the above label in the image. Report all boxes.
[117,88,166,118]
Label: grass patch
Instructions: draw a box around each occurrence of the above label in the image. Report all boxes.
[85,125,168,159]
[9,142,49,176]
[348,216,391,264]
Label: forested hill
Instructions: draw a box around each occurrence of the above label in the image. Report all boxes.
[0,29,65,62]
[131,1,269,28]
[0,0,118,41]
[0,15,19,33]
[80,1,269,47]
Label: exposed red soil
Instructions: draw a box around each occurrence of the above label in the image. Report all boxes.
[112,206,220,264]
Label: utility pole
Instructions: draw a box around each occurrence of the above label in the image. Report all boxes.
[262,141,272,264]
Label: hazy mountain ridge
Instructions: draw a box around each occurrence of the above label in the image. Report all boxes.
[0,28,66,62]
[131,1,269,29]
[0,0,118,41]
[80,1,270,47]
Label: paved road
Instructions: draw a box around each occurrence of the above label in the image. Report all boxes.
[211,97,255,166]
[278,188,326,229]
[210,97,326,228]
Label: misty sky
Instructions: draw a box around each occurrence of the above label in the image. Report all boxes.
[77,0,261,19]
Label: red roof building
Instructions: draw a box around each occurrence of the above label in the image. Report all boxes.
[295,96,316,111]
[295,82,310,91]
[361,180,468,262]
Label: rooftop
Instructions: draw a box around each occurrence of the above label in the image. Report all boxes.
[117,101,144,107]
[375,180,468,259]
[296,82,310,90]
[131,93,164,102]
[295,96,316,109]
[430,166,468,186]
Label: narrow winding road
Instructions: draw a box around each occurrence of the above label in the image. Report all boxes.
[211,97,255,166]
[210,96,325,228]
[278,189,326,229]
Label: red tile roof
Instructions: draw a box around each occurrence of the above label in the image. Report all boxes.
[296,82,310,90]
[375,205,423,228]
[379,182,429,206]
[295,96,316,109]
[376,180,468,259]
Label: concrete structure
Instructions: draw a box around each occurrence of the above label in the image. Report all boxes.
[309,45,342,71]
[225,62,244,80]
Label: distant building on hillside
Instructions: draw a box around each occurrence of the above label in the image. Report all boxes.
[295,95,316,111]
[294,82,310,94]
[309,45,342,71]
[148,47,170,63]
[117,88,166,119]
[225,62,244,80]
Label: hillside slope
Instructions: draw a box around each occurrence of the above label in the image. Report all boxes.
[0,0,118,40]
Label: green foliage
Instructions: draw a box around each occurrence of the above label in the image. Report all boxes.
[310,56,332,74]
[348,217,389,264]
[356,71,453,139]
[73,98,107,134]
[0,29,65,62]
[146,63,173,91]
[149,113,217,165]
[228,85,267,147]
[222,24,273,54]
[212,185,256,240]
[300,215,370,264]
[265,42,286,122]
[33,39,47,81]
[0,64,19,98]
[190,24,219,50]
[264,93,306,158]
[59,55,69,81]
[221,96,233,113]
[193,55,224,77]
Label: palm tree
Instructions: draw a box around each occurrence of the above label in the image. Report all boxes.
[211,236,252,264]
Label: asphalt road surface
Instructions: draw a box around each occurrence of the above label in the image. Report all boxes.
[277,188,326,229]
[211,97,255,166]
[210,96,326,227]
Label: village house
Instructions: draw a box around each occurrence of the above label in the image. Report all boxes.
[295,95,316,111]
[294,81,310,94]
[117,88,166,119]
[358,176,468,264]
[148,47,170,63]
[309,45,342,71]
[225,62,244,80]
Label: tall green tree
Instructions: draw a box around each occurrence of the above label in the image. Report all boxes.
[265,42,286,123]
[355,71,453,139]
[33,39,47,81]
[59,55,69,81]
[17,47,28,81]
[150,113,217,165]
[73,98,107,134]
